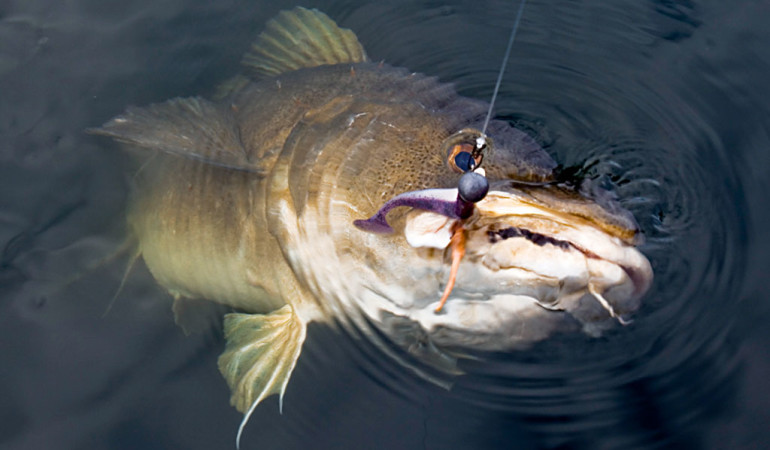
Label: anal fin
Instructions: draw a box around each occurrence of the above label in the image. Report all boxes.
[218,304,307,448]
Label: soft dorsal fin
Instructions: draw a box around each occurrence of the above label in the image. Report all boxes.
[242,7,368,79]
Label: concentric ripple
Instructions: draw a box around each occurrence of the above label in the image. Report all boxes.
[324,1,750,448]
[2,1,764,448]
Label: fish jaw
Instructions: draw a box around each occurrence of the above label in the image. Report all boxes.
[395,188,653,348]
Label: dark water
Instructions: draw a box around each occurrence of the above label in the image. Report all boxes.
[2,0,769,449]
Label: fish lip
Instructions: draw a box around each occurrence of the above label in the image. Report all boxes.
[488,180,644,246]
[466,190,654,310]
[558,237,652,300]
[478,226,651,302]
[619,260,653,299]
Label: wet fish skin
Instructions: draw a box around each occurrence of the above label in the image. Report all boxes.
[91,7,652,447]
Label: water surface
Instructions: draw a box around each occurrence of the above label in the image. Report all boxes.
[2,0,769,449]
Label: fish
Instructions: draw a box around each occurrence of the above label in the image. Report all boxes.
[90,7,652,447]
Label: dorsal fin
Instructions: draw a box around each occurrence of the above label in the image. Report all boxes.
[242,7,368,79]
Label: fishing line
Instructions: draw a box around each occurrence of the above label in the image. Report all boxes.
[478,0,527,148]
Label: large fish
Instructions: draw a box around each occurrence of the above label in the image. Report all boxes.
[92,7,652,446]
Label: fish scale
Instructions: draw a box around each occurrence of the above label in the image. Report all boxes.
[90,7,652,448]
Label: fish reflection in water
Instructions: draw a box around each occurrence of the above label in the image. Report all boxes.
[91,7,652,446]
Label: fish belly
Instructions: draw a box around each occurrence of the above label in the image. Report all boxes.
[128,155,287,313]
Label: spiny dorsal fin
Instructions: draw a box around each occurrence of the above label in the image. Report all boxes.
[218,304,307,449]
[242,7,368,79]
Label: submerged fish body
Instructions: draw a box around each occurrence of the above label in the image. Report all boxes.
[93,7,652,444]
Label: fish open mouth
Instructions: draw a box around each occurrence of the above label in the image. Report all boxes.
[487,226,572,250]
[353,140,652,341]
[397,185,653,325]
[485,223,651,302]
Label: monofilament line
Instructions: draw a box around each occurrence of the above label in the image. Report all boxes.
[479,0,528,145]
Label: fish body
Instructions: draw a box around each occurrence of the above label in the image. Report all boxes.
[93,7,652,445]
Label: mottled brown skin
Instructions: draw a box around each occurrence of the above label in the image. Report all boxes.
[124,62,557,321]
[229,63,552,198]
[94,9,653,444]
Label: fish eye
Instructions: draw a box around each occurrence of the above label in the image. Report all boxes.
[447,143,480,173]
[453,150,475,172]
[442,128,489,174]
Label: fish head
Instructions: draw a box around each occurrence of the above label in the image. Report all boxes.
[346,125,653,353]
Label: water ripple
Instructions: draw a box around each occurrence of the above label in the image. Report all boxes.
[337,1,751,446]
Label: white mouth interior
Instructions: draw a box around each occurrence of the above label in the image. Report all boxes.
[401,190,652,332]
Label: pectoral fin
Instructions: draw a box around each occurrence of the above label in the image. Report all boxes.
[218,304,306,448]
[89,97,262,173]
